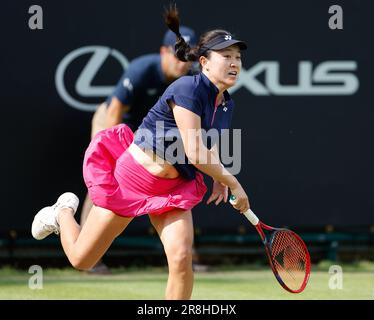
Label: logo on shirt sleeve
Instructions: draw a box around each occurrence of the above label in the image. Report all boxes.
[222,100,228,112]
[123,78,133,92]
[182,35,191,43]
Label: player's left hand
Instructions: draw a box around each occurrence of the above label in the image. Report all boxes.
[207,180,228,205]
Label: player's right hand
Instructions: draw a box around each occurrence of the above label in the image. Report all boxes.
[229,183,250,214]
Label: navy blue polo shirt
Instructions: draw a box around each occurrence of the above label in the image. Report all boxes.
[134,72,235,180]
[106,54,168,130]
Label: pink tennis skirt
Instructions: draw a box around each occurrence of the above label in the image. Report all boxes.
[83,124,207,217]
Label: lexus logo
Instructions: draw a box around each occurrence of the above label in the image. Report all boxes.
[229,61,359,95]
[56,47,360,112]
[55,46,129,112]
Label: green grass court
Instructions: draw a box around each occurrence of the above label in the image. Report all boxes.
[0,261,373,300]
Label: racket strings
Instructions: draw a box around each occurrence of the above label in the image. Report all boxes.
[270,231,308,291]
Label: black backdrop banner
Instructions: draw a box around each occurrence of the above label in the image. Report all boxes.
[1,0,373,233]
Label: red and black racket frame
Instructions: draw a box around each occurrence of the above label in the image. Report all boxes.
[254,222,311,294]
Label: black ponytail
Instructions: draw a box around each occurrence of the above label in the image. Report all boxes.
[164,4,199,62]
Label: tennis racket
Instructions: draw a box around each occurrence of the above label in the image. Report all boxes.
[230,195,311,293]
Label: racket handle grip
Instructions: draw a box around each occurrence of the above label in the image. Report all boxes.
[229,195,259,226]
[243,209,260,226]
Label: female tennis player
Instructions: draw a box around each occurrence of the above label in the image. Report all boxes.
[31,6,249,299]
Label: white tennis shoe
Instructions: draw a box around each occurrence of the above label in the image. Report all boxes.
[31,192,79,240]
